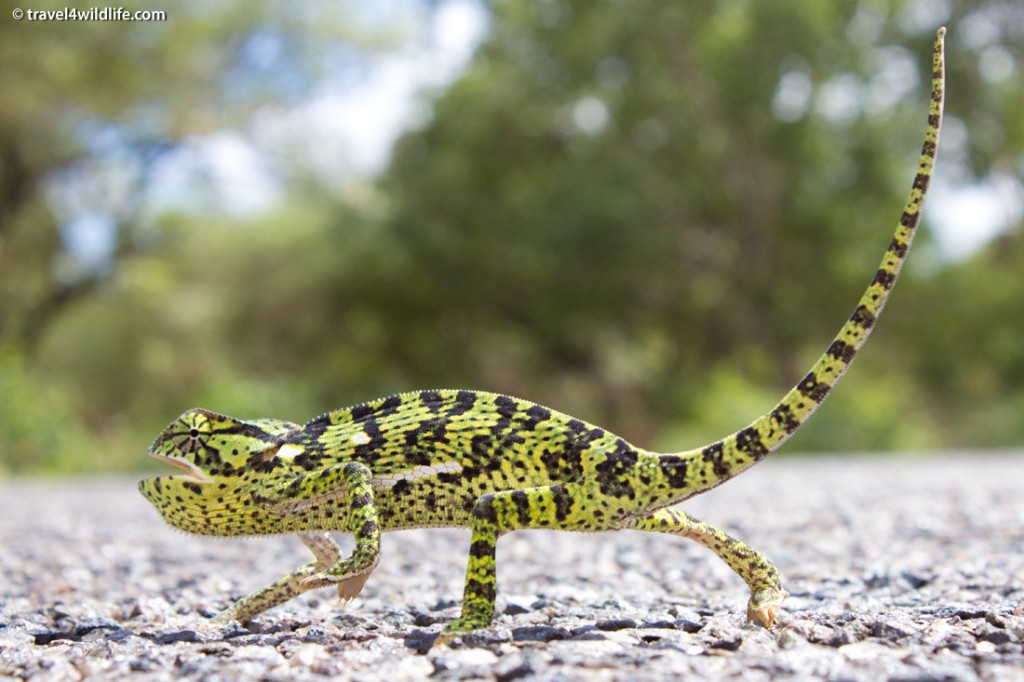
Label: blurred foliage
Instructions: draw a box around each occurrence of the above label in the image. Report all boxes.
[1,0,1022,475]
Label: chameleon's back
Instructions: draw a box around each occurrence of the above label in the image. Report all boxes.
[287,389,627,530]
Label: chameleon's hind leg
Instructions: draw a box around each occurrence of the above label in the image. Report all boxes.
[436,482,592,644]
[626,508,787,628]
[210,531,341,625]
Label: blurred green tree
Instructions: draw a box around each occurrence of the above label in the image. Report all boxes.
[0,1,401,347]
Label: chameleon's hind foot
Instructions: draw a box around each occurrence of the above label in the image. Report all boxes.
[747,587,788,628]
[431,631,459,648]
[431,614,492,648]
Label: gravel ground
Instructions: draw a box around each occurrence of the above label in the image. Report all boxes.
[1,453,1022,681]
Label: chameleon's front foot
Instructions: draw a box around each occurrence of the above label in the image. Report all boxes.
[300,571,372,602]
[746,587,788,628]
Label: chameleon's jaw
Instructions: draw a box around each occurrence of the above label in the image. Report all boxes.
[146,449,212,484]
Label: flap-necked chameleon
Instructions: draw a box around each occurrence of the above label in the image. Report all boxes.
[140,28,946,644]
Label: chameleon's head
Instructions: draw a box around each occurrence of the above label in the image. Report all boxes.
[138,408,300,535]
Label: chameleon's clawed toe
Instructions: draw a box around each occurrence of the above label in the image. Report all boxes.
[746,588,788,629]
[336,572,371,602]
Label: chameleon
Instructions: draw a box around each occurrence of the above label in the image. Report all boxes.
[140,28,945,644]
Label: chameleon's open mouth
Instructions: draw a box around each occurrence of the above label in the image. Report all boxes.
[147,449,212,483]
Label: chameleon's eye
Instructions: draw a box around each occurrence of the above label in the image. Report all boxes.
[189,428,200,439]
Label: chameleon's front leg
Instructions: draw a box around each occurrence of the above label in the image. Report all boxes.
[298,461,382,600]
[211,531,341,625]
[626,508,788,628]
[212,462,381,624]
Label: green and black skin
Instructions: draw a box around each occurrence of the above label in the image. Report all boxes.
[140,29,945,644]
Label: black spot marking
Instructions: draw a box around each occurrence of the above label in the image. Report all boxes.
[494,395,518,418]
[797,372,831,402]
[391,479,411,497]
[736,427,769,460]
[827,340,856,364]
[525,405,551,424]
[658,455,688,489]
[302,414,332,441]
[403,447,432,466]
[850,305,877,329]
[403,417,450,451]
[419,390,444,410]
[182,482,203,496]
[551,485,573,522]
[540,448,565,477]
[771,404,801,434]
[872,269,896,290]
[349,403,373,422]
[595,447,639,498]
[438,471,465,485]
[888,238,909,258]
[473,495,498,523]
[294,453,320,471]
[465,578,496,603]
[380,396,402,411]
[497,432,527,450]
[246,449,284,474]
[701,442,729,477]
[447,391,478,418]
[470,434,493,459]
[353,419,385,462]
[511,490,531,526]
[469,540,493,558]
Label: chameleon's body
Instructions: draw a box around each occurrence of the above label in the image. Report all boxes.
[140,29,945,642]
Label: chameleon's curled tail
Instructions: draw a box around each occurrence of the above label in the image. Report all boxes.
[669,28,945,498]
